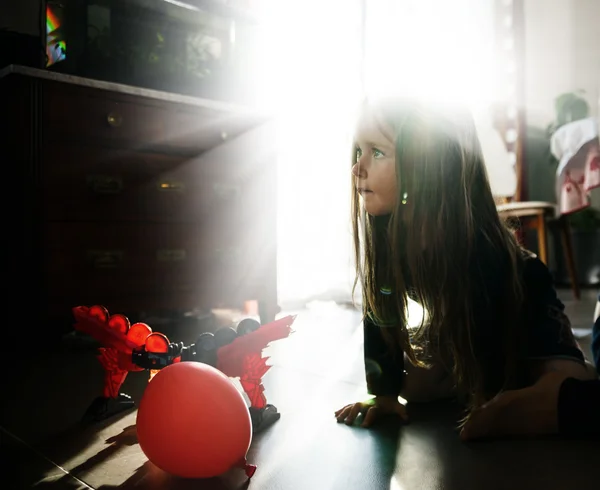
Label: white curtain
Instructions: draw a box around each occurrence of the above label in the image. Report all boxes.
[254,0,499,307]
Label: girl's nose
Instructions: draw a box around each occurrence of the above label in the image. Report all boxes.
[352,162,365,178]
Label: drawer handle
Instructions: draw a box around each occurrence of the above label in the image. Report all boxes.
[107,112,123,128]
[87,250,124,268]
[157,181,185,192]
[157,249,186,262]
[87,175,123,194]
[212,183,240,199]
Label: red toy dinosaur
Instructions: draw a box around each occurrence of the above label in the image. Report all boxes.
[73,305,295,425]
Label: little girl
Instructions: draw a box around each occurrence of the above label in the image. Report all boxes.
[335,97,597,438]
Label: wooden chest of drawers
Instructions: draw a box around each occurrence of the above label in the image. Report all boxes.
[1,65,278,337]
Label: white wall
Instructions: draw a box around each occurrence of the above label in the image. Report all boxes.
[571,0,600,118]
[524,0,600,207]
[524,0,599,126]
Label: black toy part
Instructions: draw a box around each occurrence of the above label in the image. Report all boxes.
[131,318,264,370]
[237,318,261,337]
[215,326,237,347]
[249,404,281,433]
[82,393,135,424]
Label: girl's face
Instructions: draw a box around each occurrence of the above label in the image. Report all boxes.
[352,109,397,216]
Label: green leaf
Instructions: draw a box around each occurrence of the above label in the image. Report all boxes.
[553,91,590,128]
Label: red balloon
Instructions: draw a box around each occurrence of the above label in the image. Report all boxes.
[136,362,252,478]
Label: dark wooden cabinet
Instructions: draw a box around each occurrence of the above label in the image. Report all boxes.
[1,65,278,336]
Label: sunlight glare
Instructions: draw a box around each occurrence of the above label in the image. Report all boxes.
[406,297,425,329]
[364,0,497,112]
[390,476,405,490]
[252,0,498,303]
[253,0,362,303]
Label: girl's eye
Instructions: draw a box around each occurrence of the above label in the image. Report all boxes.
[372,147,385,158]
[355,146,362,162]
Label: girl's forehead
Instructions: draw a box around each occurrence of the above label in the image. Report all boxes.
[354,111,394,144]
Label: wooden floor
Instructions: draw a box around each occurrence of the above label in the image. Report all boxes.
[2,289,599,490]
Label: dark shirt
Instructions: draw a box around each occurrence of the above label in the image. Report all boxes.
[558,294,600,437]
[592,294,600,371]
[558,377,600,436]
[364,253,585,397]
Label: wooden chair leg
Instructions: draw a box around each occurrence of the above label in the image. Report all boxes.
[559,216,581,300]
[536,214,548,265]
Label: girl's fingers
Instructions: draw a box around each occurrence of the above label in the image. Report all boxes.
[360,406,381,427]
[344,403,366,425]
[335,401,409,427]
[334,404,351,418]
[361,402,408,427]
[335,405,352,422]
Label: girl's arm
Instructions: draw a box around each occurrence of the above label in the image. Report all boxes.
[522,256,595,381]
[522,257,587,364]
[363,316,405,396]
[334,316,408,427]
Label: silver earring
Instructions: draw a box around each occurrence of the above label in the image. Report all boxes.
[401,192,408,205]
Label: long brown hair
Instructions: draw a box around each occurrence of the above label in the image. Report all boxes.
[351,98,525,410]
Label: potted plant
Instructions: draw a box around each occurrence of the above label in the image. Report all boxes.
[546,91,591,135]
[547,91,600,286]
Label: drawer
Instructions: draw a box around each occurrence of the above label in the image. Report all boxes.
[45,222,208,296]
[42,144,263,223]
[168,108,267,153]
[44,222,271,303]
[44,84,168,147]
[42,82,267,153]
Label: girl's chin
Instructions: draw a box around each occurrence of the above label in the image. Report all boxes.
[364,206,392,217]
[361,197,394,217]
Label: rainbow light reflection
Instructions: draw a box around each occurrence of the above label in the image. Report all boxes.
[46,4,66,67]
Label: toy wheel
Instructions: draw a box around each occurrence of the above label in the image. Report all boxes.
[237,318,261,336]
[192,332,218,366]
[215,327,237,347]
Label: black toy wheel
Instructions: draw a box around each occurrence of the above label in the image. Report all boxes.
[237,318,261,336]
[214,326,237,347]
[192,332,218,366]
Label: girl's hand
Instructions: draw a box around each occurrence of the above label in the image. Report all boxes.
[460,371,570,440]
[335,396,408,427]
